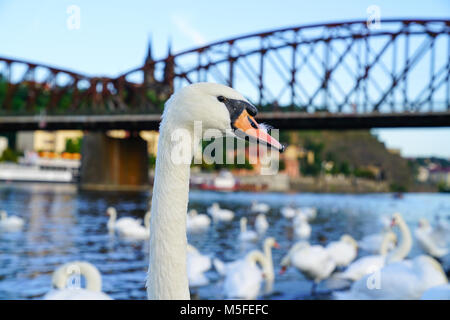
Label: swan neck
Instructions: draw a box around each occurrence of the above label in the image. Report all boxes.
[263,243,275,281]
[379,232,393,255]
[147,119,195,300]
[388,219,412,262]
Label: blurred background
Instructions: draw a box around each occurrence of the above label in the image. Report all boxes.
[0,0,449,300]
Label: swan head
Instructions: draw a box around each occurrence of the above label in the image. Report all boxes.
[264,237,280,249]
[418,218,430,229]
[390,212,405,228]
[106,207,116,218]
[165,82,284,152]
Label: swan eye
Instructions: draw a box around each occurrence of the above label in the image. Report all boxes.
[217,96,226,102]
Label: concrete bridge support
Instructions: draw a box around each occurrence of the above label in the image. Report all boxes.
[80,132,150,191]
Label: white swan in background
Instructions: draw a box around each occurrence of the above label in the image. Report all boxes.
[334,255,448,300]
[0,210,24,231]
[280,206,296,219]
[415,218,448,258]
[146,83,283,299]
[251,201,270,213]
[334,213,448,299]
[223,250,266,299]
[358,230,397,254]
[296,207,317,221]
[421,284,450,300]
[222,237,279,299]
[281,241,336,293]
[293,213,311,239]
[186,209,211,233]
[335,231,398,282]
[207,203,234,222]
[43,261,112,300]
[106,207,142,233]
[118,210,151,240]
[326,234,358,268]
[255,213,269,235]
[239,217,258,243]
[186,244,212,288]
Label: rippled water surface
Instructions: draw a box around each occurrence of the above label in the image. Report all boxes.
[0,183,449,300]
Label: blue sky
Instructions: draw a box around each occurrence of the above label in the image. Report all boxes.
[0,0,449,158]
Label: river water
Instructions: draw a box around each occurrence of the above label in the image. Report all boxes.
[0,182,449,300]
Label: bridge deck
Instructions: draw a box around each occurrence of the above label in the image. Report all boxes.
[1,111,449,131]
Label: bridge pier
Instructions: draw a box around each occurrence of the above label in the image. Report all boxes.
[79,132,150,191]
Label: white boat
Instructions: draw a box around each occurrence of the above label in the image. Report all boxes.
[0,153,80,183]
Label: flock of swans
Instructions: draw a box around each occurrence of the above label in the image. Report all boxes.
[31,201,449,300]
[1,83,449,300]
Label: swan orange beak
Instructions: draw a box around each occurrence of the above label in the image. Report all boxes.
[273,242,281,249]
[233,110,285,153]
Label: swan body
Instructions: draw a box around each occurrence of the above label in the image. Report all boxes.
[296,207,317,221]
[337,232,397,281]
[334,255,448,300]
[255,214,269,234]
[44,261,112,300]
[207,203,234,222]
[186,209,211,233]
[186,244,212,288]
[415,218,448,258]
[280,206,296,219]
[223,251,265,299]
[358,231,397,254]
[118,211,151,240]
[106,207,142,233]
[0,211,24,230]
[251,201,270,213]
[239,217,258,242]
[293,213,311,239]
[146,83,283,300]
[222,238,278,299]
[326,235,358,267]
[421,284,450,300]
[281,242,336,284]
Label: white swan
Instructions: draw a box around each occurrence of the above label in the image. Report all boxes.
[415,218,448,258]
[296,207,317,221]
[106,207,142,233]
[186,209,211,233]
[358,230,397,254]
[335,231,397,282]
[293,213,311,239]
[145,82,283,299]
[43,261,112,300]
[186,244,212,288]
[118,210,151,240]
[326,234,358,267]
[222,237,279,299]
[207,203,234,222]
[334,255,448,300]
[255,213,269,235]
[334,213,448,299]
[281,241,336,293]
[0,210,24,231]
[280,206,296,219]
[251,201,270,213]
[421,284,450,300]
[239,217,258,243]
